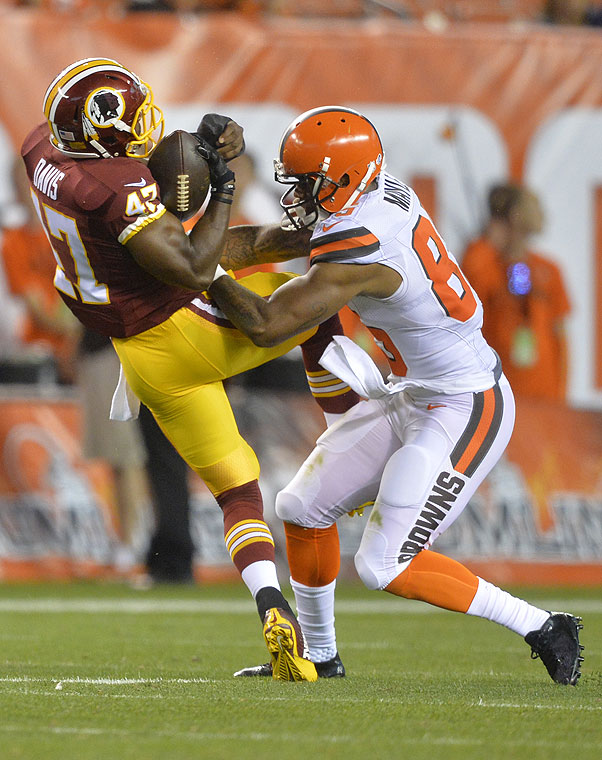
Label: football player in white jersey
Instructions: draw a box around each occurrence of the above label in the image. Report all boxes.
[209,107,583,685]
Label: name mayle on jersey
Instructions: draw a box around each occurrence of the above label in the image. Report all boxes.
[32,157,65,201]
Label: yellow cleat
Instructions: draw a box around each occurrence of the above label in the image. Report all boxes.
[262,607,318,682]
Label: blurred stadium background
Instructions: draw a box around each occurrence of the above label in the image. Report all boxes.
[0,0,600,589]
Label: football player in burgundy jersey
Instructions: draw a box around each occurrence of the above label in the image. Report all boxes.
[209,107,584,686]
[22,59,360,681]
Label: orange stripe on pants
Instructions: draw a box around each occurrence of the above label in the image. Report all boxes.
[454,387,495,475]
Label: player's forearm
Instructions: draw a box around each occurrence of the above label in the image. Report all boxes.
[209,276,285,347]
[254,225,312,262]
[187,196,233,283]
[221,225,311,271]
[220,226,261,271]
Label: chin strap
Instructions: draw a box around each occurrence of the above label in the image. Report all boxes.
[280,205,319,231]
[89,139,112,159]
[341,160,376,210]
[82,114,113,158]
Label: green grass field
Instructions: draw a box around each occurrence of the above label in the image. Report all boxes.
[0,580,600,760]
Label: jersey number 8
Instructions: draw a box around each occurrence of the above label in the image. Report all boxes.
[412,215,477,323]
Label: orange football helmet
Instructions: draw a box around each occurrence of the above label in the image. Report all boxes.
[274,106,384,228]
[43,57,164,160]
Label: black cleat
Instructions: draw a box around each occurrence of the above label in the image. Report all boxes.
[315,652,346,678]
[234,651,345,679]
[524,612,584,686]
[233,662,273,678]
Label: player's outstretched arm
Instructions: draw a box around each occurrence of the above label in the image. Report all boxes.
[209,262,368,347]
[221,225,312,272]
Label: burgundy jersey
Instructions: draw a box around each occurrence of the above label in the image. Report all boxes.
[21,122,201,337]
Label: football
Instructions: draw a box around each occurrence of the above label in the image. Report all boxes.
[148,130,211,222]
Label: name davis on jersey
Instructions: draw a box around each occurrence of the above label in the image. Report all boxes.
[32,157,65,201]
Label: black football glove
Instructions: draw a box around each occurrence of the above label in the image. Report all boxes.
[196,114,232,147]
[193,135,235,192]
[196,113,245,161]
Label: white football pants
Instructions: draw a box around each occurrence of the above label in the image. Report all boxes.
[276,376,515,591]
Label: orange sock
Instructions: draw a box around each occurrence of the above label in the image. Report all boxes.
[385,550,479,613]
[284,522,340,587]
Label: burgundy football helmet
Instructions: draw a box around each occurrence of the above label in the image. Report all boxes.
[43,57,164,159]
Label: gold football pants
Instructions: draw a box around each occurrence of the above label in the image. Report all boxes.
[112,272,315,496]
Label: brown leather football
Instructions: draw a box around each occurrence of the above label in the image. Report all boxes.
[148,130,210,222]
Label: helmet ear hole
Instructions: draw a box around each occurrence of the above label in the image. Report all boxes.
[340,174,350,188]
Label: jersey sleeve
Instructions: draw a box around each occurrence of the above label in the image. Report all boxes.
[79,159,166,244]
[309,223,380,266]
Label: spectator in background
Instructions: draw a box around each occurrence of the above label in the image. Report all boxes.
[543,0,602,25]
[138,402,195,585]
[125,0,241,10]
[13,0,244,12]
[461,183,571,402]
[125,0,176,9]
[77,328,151,573]
[1,159,80,384]
[79,328,196,584]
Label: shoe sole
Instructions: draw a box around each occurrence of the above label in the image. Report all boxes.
[563,615,584,686]
[233,663,272,677]
[264,622,318,682]
[233,656,345,678]
[532,612,584,686]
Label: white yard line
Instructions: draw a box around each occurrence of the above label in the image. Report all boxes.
[0,598,600,614]
[0,724,353,742]
[0,676,212,684]
[0,721,600,747]
[473,700,602,711]
[0,678,600,712]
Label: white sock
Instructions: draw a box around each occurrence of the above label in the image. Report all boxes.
[241,561,281,599]
[467,577,550,637]
[290,577,338,663]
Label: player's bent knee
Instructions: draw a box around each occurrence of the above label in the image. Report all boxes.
[354,549,383,591]
[275,490,306,524]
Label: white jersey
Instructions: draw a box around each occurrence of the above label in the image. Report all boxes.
[309,172,499,394]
